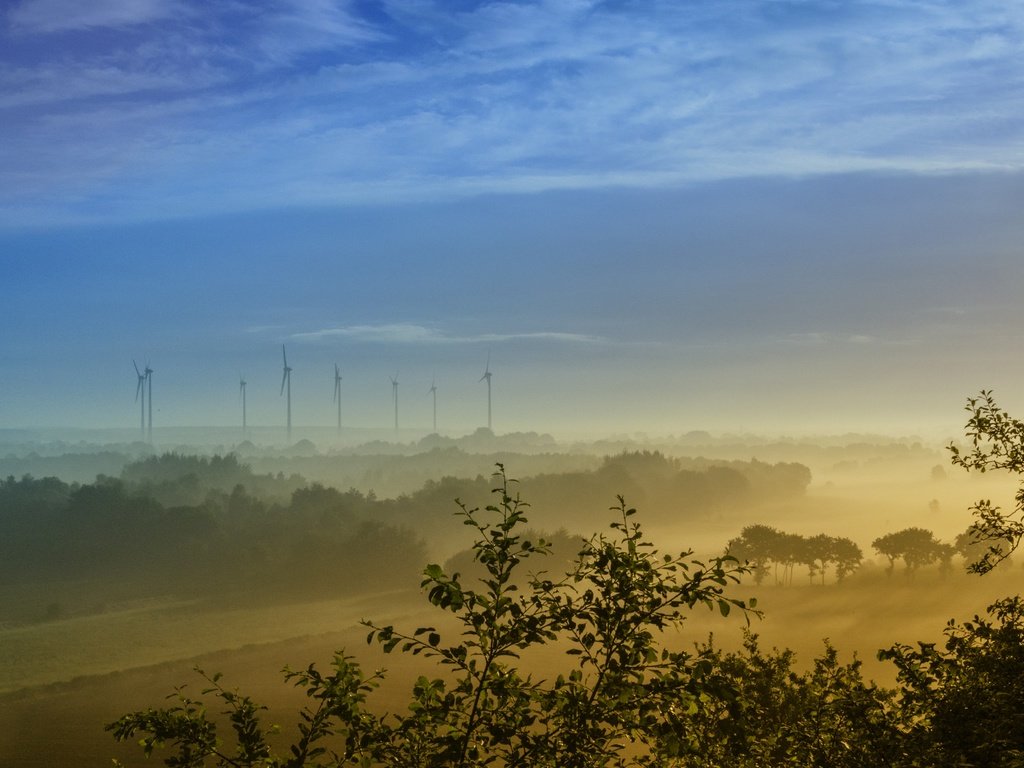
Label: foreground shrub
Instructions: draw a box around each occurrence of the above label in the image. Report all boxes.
[881,596,1024,768]
[679,634,900,767]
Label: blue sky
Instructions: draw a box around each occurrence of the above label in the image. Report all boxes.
[2,0,1024,438]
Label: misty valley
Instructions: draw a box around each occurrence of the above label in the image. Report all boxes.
[6,0,1024,763]
[1,419,1022,767]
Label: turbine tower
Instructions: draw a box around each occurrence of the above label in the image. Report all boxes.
[133,361,146,439]
[145,362,153,443]
[390,374,399,434]
[428,375,437,434]
[280,345,292,443]
[239,375,247,436]
[479,351,493,431]
[333,363,343,434]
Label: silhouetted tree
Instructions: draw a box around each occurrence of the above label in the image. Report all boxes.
[872,528,944,576]
[727,524,782,585]
[832,537,864,582]
[803,533,834,584]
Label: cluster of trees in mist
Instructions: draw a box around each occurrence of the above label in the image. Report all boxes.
[537,450,811,514]
[727,525,864,585]
[872,527,957,576]
[0,450,810,622]
[726,523,995,586]
[0,427,933,478]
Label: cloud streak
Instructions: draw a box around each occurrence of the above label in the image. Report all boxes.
[289,324,606,346]
[774,332,913,347]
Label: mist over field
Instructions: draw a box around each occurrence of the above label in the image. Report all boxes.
[0,426,1021,766]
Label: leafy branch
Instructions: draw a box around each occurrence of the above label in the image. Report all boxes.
[948,390,1024,573]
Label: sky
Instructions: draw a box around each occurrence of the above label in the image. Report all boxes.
[2,0,1024,440]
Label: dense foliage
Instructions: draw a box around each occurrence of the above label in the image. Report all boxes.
[679,635,900,767]
[0,465,423,603]
[881,596,1024,767]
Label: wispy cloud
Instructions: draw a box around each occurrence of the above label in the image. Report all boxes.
[3,0,1024,224]
[252,0,384,64]
[290,323,605,345]
[775,332,912,347]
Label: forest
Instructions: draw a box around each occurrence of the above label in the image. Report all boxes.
[0,450,811,621]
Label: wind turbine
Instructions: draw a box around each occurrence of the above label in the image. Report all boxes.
[428,375,437,433]
[333,363,343,434]
[479,352,493,431]
[133,361,146,439]
[239,375,247,436]
[144,362,153,443]
[390,373,399,434]
[281,345,292,442]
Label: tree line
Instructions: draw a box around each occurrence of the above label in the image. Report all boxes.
[0,465,424,608]
[0,450,810,620]
[727,525,864,585]
[727,523,999,586]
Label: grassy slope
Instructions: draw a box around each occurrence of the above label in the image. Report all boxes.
[1,564,1021,767]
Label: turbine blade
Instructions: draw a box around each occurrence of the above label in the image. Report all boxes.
[281,370,287,396]
[282,344,288,367]
[133,360,140,376]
